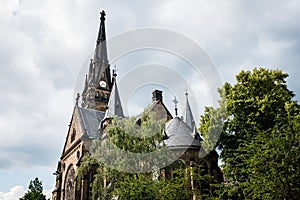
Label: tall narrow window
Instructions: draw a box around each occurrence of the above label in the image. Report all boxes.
[71,128,76,143]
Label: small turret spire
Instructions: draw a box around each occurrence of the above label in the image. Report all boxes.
[88,60,96,87]
[184,91,200,139]
[82,74,88,95]
[104,73,124,118]
[184,91,194,129]
[81,75,88,107]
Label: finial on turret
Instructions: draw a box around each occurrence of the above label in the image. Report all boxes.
[172,96,179,117]
[76,93,80,106]
[185,88,188,96]
[112,65,117,77]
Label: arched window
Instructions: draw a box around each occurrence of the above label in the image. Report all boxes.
[71,128,76,143]
[171,159,186,179]
[64,165,76,200]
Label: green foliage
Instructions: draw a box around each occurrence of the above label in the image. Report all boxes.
[200,68,300,199]
[115,174,160,200]
[242,114,300,199]
[78,109,217,199]
[199,106,226,153]
[20,177,48,200]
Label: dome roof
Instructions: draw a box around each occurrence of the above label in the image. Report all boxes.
[164,117,201,148]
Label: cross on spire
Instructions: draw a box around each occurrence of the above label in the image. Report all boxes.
[172,96,179,117]
[100,10,106,20]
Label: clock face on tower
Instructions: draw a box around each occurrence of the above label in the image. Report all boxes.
[99,80,107,88]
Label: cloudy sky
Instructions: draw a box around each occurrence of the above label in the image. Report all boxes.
[1,0,300,199]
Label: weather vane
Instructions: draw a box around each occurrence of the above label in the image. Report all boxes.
[172,96,179,116]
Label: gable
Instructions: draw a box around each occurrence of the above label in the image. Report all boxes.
[150,101,173,121]
[61,106,105,159]
[61,106,85,158]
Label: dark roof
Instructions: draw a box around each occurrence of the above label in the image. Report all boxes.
[78,107,105,138]
[164,117,201,148]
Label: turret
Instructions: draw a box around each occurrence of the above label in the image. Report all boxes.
[183,91,200,139]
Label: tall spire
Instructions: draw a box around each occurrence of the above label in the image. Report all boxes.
[93,10,111,90]
[104,72,124,118]
[81,10,112,111]
[94,10,107,62]
[97,10,106,45]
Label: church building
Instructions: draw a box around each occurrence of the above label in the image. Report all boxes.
[52,10,222,200]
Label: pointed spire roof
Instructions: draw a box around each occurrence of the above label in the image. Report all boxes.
[184,91,196,131]
[94,10,108,63]
[82,74,88,95]
[104,75,124,118]
[93,10,111,88]
[87,59,95,87]
[183,92,201,139]
[97,10,106,44]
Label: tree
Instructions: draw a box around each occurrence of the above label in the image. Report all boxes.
[242,112,300,199]
[78,109,167,199]
[78,109,215,199]
[20,177,48,200]
[200,68,300,199]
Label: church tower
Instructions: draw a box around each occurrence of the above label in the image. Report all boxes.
[82,10,112,112]
[52,11,116,200]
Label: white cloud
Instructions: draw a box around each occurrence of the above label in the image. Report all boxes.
[0,186,25,200]
[0,185,51,200]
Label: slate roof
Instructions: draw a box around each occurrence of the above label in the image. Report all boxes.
[164,117,201,148]
[78,107,105,138]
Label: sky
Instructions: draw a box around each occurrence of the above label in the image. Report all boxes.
[1,0,300,199]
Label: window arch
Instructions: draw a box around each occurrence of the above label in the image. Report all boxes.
[71,128,76,143]
[64,164,76,200]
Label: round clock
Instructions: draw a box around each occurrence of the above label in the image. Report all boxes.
[100,80,107,88]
